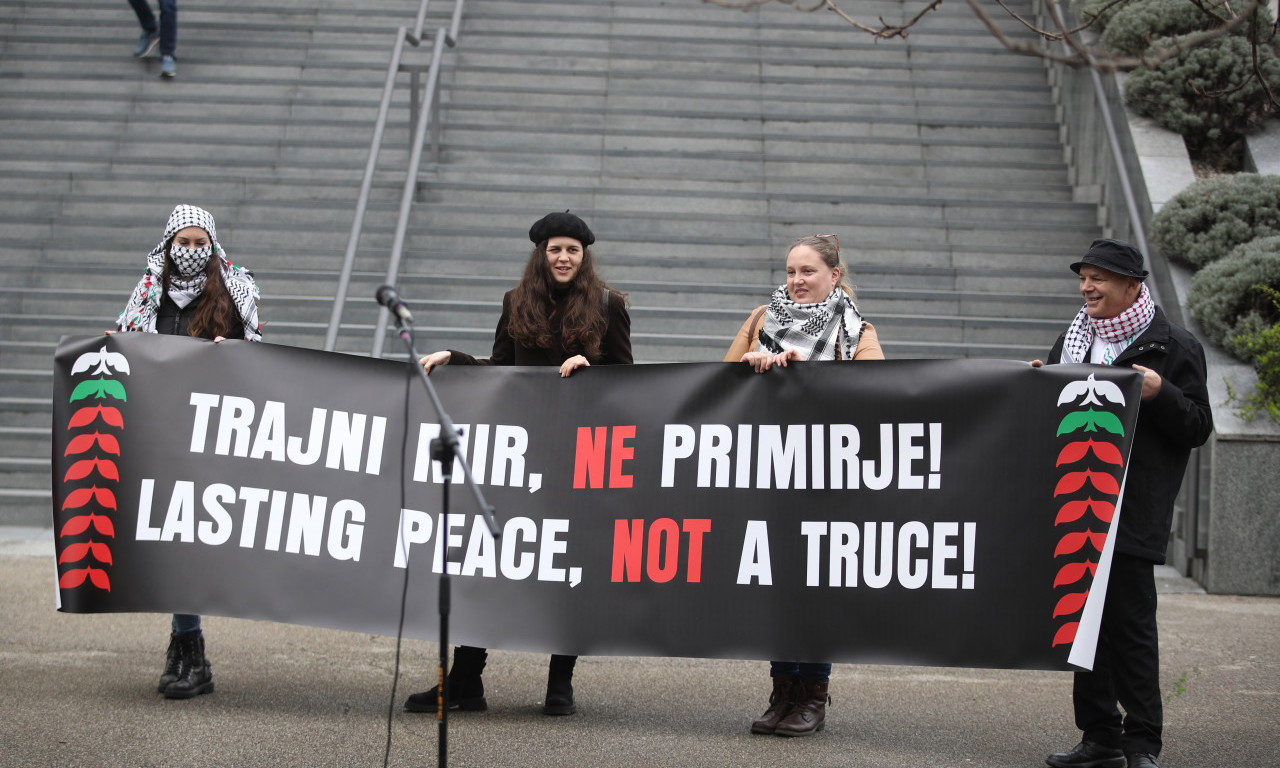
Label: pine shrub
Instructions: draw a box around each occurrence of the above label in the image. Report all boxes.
[1150,174,1280,267]
[1188,236,1280,357]
[1229,285,1280,422]
[1074,0,1131,33]
[1100,0,1220,55]
[1101,0,1276,55]
[1123,35,1280,153]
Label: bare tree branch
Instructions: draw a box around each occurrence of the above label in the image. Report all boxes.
[706,0,1270,75]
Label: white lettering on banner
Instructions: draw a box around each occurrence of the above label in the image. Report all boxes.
[186,393,387,475]
[736,520,773,585]
[134,478,365,562]
[412,423,540,491]
[800,520,977,589]
[392,509,582,587]
[661,423,943,491]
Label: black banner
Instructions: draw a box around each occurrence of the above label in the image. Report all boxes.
[51,334,1142,670]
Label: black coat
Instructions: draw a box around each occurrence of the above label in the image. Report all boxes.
[449,288,632,367]
[155,293,247,341]
[1049,305,1213,564]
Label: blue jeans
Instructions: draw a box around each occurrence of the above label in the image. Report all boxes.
[770,661,831,683]
[171,613,201,636]
[127,0,177,58]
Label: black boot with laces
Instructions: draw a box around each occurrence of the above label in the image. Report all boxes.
[163,632,214,699]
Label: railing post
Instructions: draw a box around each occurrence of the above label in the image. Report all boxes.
[323,27,409,352]
[430,70,442,164]
[371,27,449,358]
[410,70,422,145]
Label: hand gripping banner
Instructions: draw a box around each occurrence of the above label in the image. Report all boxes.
[51,334,1142,671]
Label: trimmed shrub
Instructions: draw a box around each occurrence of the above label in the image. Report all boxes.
[1100,0,1222,55]
[1074,0,1131,33]
[1150,173,1280,267]
[1101,0,1276,55]
[1188,236,1280,357]
[1123,35,1280,152]
[1230,285,1280,422]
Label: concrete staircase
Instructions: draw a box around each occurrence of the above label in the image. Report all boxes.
[0,0,1099,524]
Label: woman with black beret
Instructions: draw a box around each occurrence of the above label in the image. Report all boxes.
[405,211,631,716]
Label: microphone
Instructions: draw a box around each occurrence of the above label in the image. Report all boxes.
[375,285,413,324]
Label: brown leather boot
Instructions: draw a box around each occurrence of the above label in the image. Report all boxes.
[773,677,828,736]
[750,674,797,734]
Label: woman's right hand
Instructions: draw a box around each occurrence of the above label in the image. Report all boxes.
[741,351,775,373]
[419,350,451,374]
[742,349,805,373]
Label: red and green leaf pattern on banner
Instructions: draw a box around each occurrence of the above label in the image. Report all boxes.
[1051,373,1128,648]
[56,346,130,593]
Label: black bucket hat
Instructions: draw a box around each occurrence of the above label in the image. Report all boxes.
[1070,238,1149,280]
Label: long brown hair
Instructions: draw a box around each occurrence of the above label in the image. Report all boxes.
[161,244,242,340]
[507,240,621,358]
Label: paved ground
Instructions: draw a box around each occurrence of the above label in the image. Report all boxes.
[2,526,1276,768]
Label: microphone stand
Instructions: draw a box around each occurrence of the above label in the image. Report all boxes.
[388,310,500,768]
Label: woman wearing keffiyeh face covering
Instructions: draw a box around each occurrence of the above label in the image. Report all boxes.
[724,234,885,738]
[113,204,262,700]
[117,204,261,343]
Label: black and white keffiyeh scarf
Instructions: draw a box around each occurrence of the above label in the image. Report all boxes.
[758,285,864,361]
[117,204,261,341]
[1060,282,1155,364]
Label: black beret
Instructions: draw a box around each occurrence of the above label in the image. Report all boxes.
[529,211,594,246]
[1071,238,1149,280]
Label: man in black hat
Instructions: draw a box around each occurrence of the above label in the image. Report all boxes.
[1035,239,1213,768]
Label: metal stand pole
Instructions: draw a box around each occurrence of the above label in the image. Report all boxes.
[388,311,499,768]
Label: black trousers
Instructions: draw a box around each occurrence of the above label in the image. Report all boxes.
[1072,553,1162,756]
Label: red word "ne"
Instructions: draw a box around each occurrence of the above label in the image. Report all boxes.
[573,425,636,489]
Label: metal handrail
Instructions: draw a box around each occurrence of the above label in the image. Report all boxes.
[323,0,465,354]
[1045,0,1159,307]
[1038,0,1203,576]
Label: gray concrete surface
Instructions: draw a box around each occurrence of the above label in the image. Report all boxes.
[2,526,1276,768]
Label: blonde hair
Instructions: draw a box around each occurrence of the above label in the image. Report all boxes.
[788,235,854,298]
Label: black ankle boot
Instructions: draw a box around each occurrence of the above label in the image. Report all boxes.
[163,633,213,699]
[156,632,181,693]
[405,646,488,712]
[543,654,577,715]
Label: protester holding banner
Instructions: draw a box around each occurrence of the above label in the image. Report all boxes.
[409,211,632,716]
[114,203,262,699]
[1035,239,1211,768]
[725,234,882,371]
[725,233,883,737]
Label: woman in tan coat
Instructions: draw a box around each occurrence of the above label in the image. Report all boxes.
[726,234,882,369]
[726,234,883,737]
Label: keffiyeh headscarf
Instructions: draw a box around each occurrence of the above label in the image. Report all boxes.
[758,285,864,361]
[1060,282,1155,365]
[117,204,261,341]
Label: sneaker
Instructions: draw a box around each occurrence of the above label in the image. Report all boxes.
[160,56,176,78]
[133,31,159,58]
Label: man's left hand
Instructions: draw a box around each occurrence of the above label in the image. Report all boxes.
[1133,364,1162,401]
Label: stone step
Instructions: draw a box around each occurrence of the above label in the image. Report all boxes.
[0,0,1095,510]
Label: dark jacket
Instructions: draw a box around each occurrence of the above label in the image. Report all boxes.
[1049,305,1213,563]
[449,288,632,367]
[156,293,246,341]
